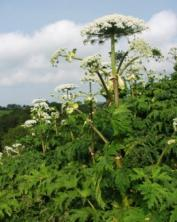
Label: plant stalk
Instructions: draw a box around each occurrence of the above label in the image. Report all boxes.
[111,33,119,106]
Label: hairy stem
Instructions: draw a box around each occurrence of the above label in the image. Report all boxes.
[97,71,111,103]
[111,33,119,106]
[76,109,109,144]
[88,120,109,144]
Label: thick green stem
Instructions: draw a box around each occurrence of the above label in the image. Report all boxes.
[89,82,95,155]
[76,109,109,144]
[66,89,69,100]
[41,135,46,154]
[88,120,109,144]
[115,155,130,208]
[111,33,119,106]
[97,71,111,103]
[156,145,173,166]
[89,82,93,120]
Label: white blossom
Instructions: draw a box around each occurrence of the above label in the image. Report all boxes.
[129,39,153,57]
[45,120,51,124]
[55,83,77,93]
[81,75,99,83]
[81,14,147,43]
[32,101,49,110]
[23,119,37,128]
[84,95,97,103]
[65,102,78,114]
[12,143,23,148]
[51,111,60,119]
[81,55,102,71]
[32,98,47,105]
[60,93,77,101]
[4,146,19,155]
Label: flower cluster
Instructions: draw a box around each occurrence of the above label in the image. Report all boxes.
[81,14,147,43]
[123,60,143,81]
[4,143,24,156]
[50,48,66,66]
[55,84,77,93]
[129,39,153,57]
[65,101,79,114]
[51,48,77,66]
[31,99,51,124]
[81,74,99,83]
[23,99,59,128]
[54,83,78,105]
[32,98,47,105]
[23,119,37,128]
[81,55,102,71]
[81,55,110,83]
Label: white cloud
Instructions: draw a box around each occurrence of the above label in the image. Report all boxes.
[0,20,106,89]
[142,10,177,47]
[0,21,84,87]
[0,11,177,104]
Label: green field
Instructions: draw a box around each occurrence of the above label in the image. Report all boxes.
[0,110,12,117]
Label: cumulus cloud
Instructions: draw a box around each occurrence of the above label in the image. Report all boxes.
[142,10,177,47]
[0,10,177,104]
[0,21,82,87]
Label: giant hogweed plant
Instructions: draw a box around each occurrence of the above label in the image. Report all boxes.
[0,14,177,222]
[51,15,162,106]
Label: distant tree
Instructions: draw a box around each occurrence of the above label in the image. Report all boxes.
[6,104,22,109]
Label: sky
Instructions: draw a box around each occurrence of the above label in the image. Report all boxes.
[0,0,177,106]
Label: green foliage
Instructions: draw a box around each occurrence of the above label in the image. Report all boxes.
[111,104,133,137]
[2,35,177,222]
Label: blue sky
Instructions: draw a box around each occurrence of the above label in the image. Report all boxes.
[0,0,176,32]
[0,0,177,106]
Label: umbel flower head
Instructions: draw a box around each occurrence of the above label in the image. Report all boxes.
[129,38,153,57]
[55,83,77,93]
[81,14,147,44]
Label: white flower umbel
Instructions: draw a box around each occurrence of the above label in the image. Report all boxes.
[129,39,153,57]
[81,75,99,83]
[81,14,147,43]
[23,119,37,128]
[65,102,79,114]
[12,143,23,148]
[32,98,47,105]
[55,83,77,93]
[81,55,110,87]
[4,146,19,155]
[81,55,102,71]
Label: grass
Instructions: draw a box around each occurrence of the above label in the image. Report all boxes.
[0,110,12,117]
